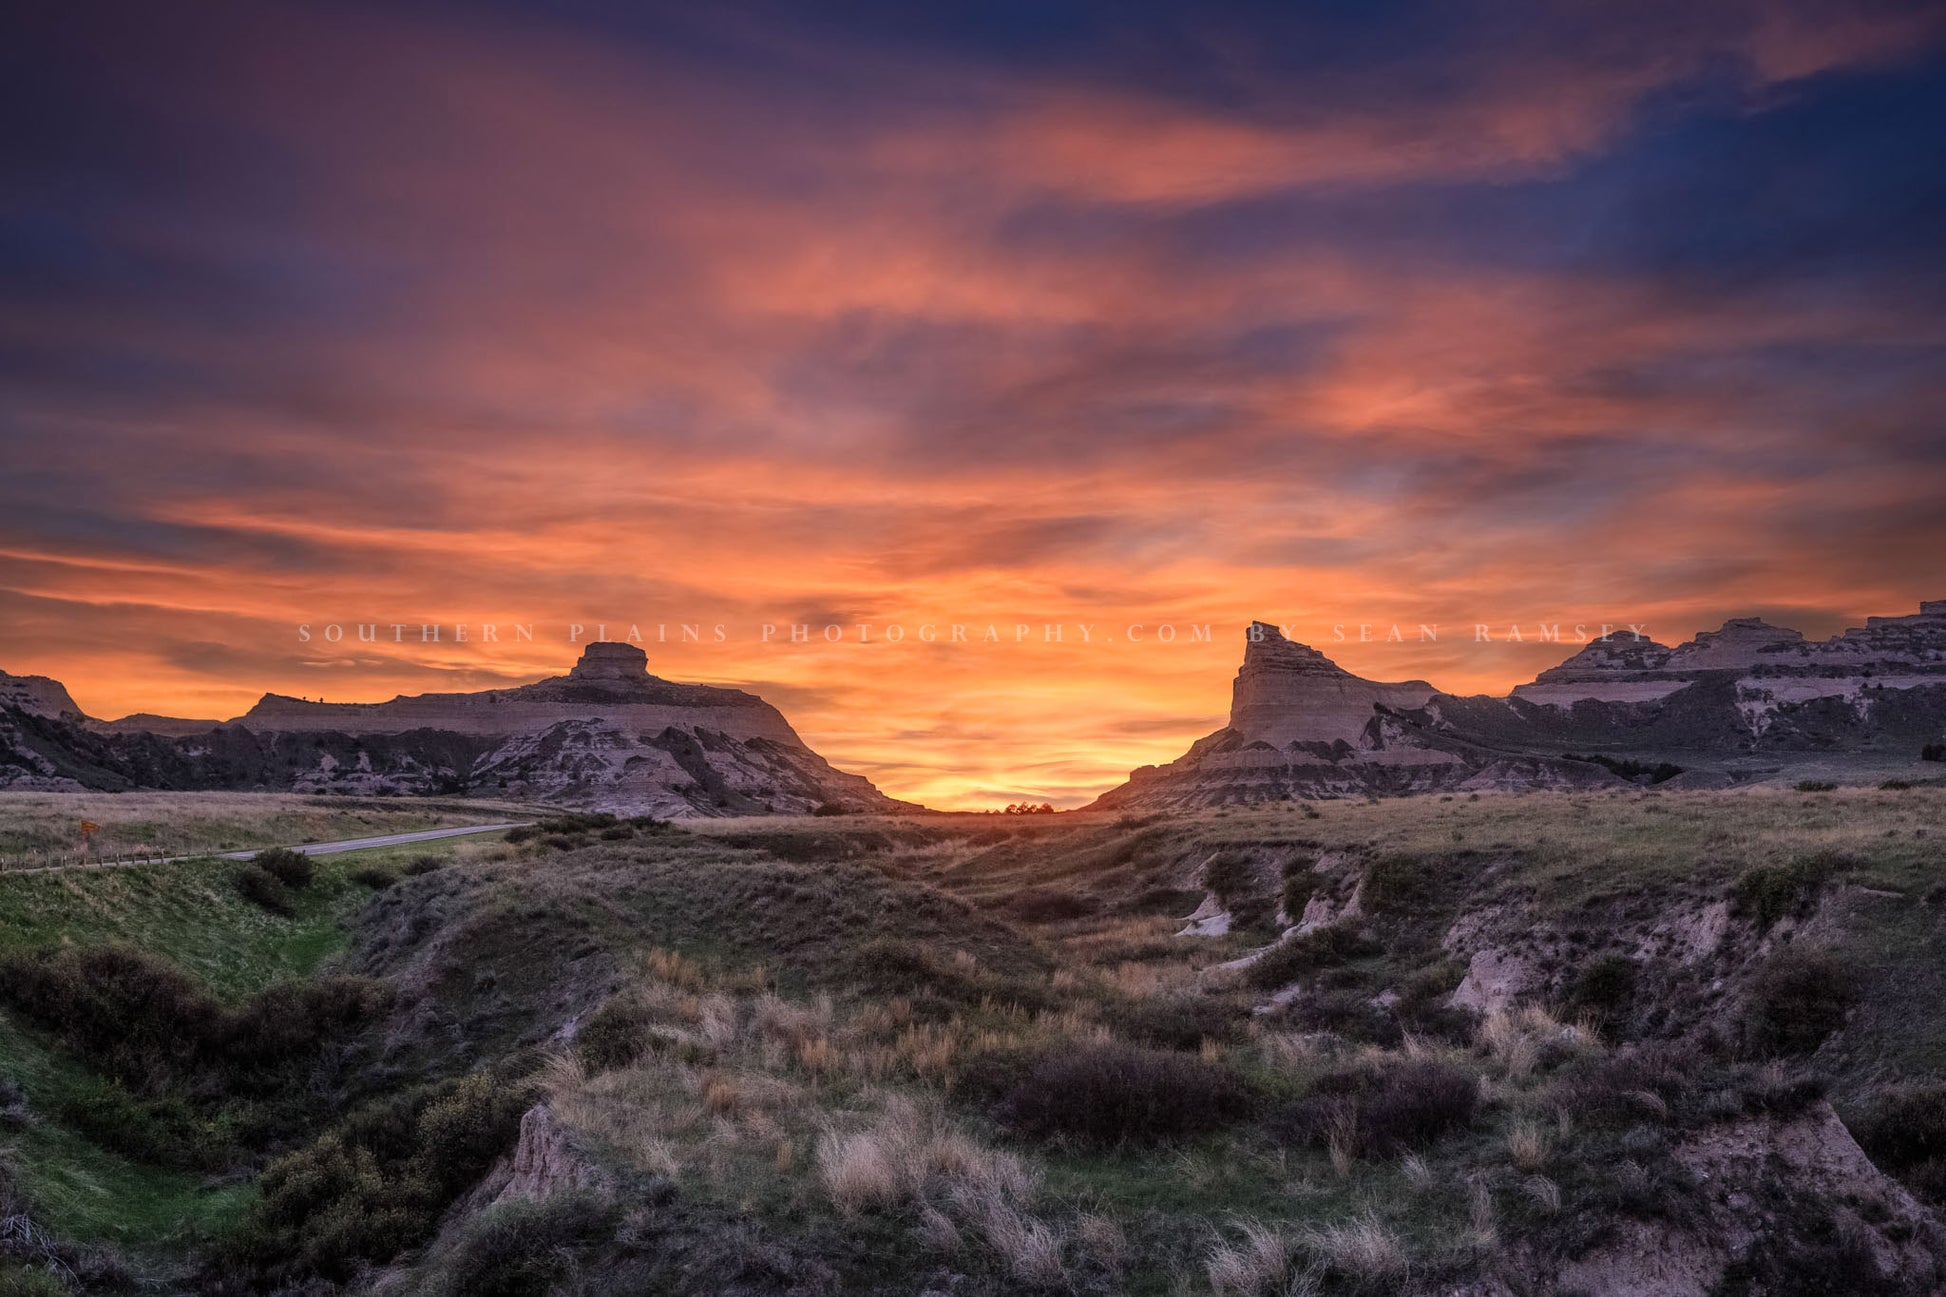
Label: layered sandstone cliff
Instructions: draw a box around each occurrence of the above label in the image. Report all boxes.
[0,644,905,817]
[1089,599,1946,810]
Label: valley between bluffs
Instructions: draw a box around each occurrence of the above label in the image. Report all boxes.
[0,786,1944,1295]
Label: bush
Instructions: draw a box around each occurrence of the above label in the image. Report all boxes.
[351,866,398,890]
[1794,779,1837,792]
[235,863,295,916]
[1280,860,1318,920]
[998,1044,1253,1145]
[402,854,445,876]
[1743,946,1855,1057]
[1102,993,1250,1051]
[1880,779,1912,791]
[252,847,314,889]
[0,944,221,1089]
[236,1072,535,1281]
[811,802,851,817]
[1923,743,1944,763]
[0,945,389,1099]
[575,998,654,1073]
[1360,854,1440,914]
[1562,954,1637,1028]
[423,1193,616,1297]
[1547,1043,1693,1127]
[536,813,617,833]
[503,825,540,844]
[1274,1058,1480,1156]
[228,977,393,1074]
[1245,924,1380,990]
[51,1076,231,1170]
[1850,1083,1946,1205]
[1731,852,1851,929]
[1004,888,1097,923]
[839,938,1052,1015]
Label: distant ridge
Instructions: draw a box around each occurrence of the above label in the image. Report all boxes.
[0,643,909,818]
[1088,599,1946,810]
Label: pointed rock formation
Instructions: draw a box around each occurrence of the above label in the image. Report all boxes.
[1230,623,1436,745]
[1086,627,1614,811]
[1089,598,1946,809]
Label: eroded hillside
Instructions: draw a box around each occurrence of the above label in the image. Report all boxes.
[2,786,1944,1294]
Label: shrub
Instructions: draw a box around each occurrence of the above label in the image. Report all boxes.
[0,944,221,1089]
[1204,853,1275,928]
[839,938,1051,1015]
[1547,1043,1692,1127]
[1273,1058,1480,1157]
[236,1072,534,1281]
[1280,860,1318,920]
[228,977,393,1074]
[1360,853,1440,915]
[812,802,851,817]
[597,825,634,840]
[1562,954,1637,1028]
[1245,925,1380,990]
[402,854,445,876]
[1743,946,1855,1057]
[0,945,388,1100]
[537,812,617,833]
[1004,888,1097,923]
[51,1076,230,1170]
[253,847,314,889]
[351,866,397,890]
[1794,779,1837,792]
[1923,743,1945,762]
[503,825,540,844]
[998,1044,1253,1145]
[1880,779,1912,791]
[422,1193,616,1297]
[1850,1083,1946,1205]
[235,863,295,916]
[1102,993,1250,1051]
[575,998,654,1073]
[1731,852,1851,929]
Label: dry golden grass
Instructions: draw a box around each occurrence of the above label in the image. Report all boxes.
[1206,1218,1292,1295]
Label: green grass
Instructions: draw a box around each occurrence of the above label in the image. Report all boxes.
[0,1010,253,1249]
[0,837,483,1253]
[0,790,538,868]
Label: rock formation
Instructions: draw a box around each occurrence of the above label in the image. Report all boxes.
[0,644,907,817]
[1089,599,1946,810]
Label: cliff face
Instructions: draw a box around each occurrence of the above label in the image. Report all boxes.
[1089,599,1946,810]
[0,644,906,817]
[233,641,804,746]
[0,671,83,721]
[1229,622,1436,745]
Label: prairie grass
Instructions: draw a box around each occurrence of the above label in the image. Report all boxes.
[0,790,535,868]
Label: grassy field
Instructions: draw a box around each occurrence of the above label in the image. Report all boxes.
[0,790,541,870]
[1,789,1943,1293]
[0,833,497,1262]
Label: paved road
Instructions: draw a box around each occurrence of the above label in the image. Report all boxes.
[3,822,528,876]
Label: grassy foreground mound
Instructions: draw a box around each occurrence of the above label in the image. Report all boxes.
[0,789,1942,1294]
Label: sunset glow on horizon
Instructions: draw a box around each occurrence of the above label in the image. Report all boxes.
[4,1,1944,808]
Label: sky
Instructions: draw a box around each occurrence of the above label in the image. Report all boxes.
[2,0,1944,808]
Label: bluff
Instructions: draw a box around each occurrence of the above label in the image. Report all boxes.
[0,643,906,817]
[1088,600,1946,810]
